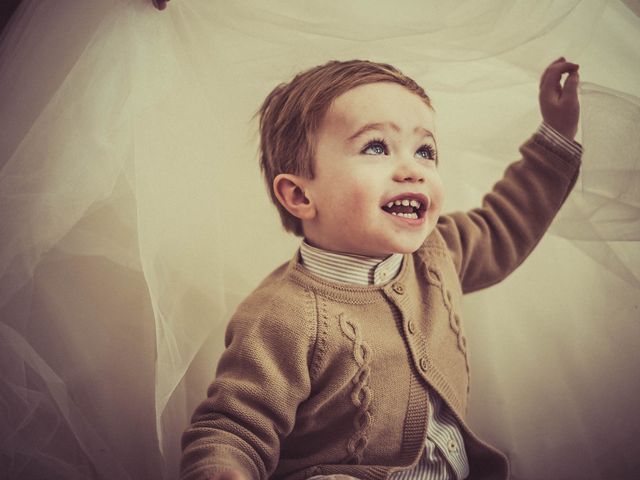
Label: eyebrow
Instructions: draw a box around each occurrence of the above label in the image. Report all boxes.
[347,122,434,142]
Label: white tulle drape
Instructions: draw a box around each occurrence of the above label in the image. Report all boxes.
[1,0,638,479]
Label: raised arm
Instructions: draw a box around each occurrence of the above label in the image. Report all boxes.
[437,58,582,293]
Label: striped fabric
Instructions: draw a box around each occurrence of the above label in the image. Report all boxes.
[299,241,469,480]
[537,122,583,158]
[299,241,403,285]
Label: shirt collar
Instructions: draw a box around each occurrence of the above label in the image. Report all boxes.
[298,240,403,286]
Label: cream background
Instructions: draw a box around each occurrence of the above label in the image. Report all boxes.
[0,0,638,479]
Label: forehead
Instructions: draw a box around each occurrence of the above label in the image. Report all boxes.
[320,82,435,134]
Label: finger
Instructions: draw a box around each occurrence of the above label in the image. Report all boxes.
[561,69,580,99]
[539,58,576,85]
[540,61,579,94]
[544,61,579,83]
[539,57,566,88]
[152,0,168,10]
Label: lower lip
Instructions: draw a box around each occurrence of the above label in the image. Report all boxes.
[384,211,426,226]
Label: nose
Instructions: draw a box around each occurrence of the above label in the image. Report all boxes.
[392,155,425,183]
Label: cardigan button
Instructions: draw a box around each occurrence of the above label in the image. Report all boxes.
[392,282,405,295]
[419,357,428,372]
[408,320,416,334]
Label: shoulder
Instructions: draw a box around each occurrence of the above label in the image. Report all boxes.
[238,258,315,320]
[413,226,455,267]
[225,255,318,353]
[411,227,462,289]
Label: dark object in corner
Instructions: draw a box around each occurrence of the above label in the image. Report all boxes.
[0,0,21,38]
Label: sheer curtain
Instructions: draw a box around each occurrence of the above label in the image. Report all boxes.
[0,1,638,479]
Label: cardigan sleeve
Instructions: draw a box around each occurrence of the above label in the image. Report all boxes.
[436,127,582,294]
[179,288,315,480]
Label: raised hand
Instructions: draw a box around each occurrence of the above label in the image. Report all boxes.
[538,57,580,140]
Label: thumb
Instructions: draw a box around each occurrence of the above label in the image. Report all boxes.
[562,70,580,100]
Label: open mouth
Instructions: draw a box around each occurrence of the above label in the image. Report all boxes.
[381,194,429,220]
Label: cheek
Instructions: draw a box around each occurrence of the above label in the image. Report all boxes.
[323,175,376,213]
[325,191,368,227]
[428,176,445,212]
[346,182,380,218]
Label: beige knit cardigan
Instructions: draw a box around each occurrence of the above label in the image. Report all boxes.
[180,132,582,480]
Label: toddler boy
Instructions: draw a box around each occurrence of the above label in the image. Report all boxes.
[180,58,582,480]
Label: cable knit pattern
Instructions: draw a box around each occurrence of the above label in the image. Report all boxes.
[338,313,373,464]
[310,296,330,381]
[427,266,470,385]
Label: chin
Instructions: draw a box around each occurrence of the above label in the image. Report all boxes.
[384,239,425,255]
[395,245,422,255]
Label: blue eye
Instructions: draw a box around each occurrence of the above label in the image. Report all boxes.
[362,138,388,155]
[362,138,437,162]
[417,144,437,161]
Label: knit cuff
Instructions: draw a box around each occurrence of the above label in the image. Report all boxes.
[536,122,583,160]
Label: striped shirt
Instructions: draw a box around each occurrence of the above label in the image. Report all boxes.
[298,241,403,285]
[537,122,582,158]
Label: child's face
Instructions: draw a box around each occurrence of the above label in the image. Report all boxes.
[303,81,444,257]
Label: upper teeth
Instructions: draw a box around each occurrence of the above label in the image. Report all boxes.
[387,199,422,209]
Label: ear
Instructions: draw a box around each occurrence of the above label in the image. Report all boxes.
[273,174,317,221]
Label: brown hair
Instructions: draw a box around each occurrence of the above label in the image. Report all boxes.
[256,59,434,236]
